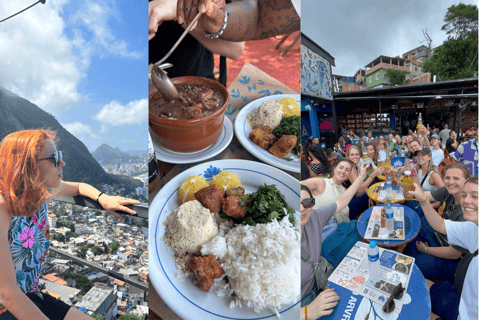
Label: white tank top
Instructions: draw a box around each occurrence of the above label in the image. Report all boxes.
[313,178,350,224]
[418,168,436,192]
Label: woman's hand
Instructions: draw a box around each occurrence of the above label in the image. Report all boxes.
[411,183,426,202]
[373,166,385,177]
[308,288,340,318]
[177,0,226,33]
[359,163,369,178]
[149,0,178,40]
[416,240,428,254]
[98,195,140,220]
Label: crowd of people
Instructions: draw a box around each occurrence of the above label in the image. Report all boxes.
[300,121,478,320]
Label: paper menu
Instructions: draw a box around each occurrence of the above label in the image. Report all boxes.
[328,242,415,314]
[365,206,405,240]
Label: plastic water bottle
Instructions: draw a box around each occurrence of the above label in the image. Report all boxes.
[368,241,381,283]
[386,177,393,200]
[385,204,394,234]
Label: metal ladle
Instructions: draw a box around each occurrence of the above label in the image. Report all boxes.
[151,12,202,99]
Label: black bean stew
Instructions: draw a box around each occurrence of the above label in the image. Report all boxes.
[150,83,224,119]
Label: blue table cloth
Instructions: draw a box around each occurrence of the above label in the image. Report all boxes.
[324,261,431,320]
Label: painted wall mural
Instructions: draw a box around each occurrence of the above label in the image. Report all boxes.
[301,44,332,100]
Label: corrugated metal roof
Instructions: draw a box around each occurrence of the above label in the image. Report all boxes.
[39,279,80,303]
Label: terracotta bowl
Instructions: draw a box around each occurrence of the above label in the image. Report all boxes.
[149,76,230,153]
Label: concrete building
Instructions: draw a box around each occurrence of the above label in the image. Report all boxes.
[76,286,117,320]
[135,187,148,199]
[39,279,80,304]
[48,214,57,229]
[75,224,89,235]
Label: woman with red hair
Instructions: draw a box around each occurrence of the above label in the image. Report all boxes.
[0,130,140,320]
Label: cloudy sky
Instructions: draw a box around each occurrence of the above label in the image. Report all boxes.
[0,0,147,152]
[302,0,478,76]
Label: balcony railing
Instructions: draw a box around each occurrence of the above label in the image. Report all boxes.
[49,247,148,292]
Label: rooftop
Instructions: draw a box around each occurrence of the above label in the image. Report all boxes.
[39,279,81,303]
[75,286,114,311]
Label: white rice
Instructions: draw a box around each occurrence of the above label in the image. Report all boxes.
[201,216,300,316]
[247,100,284,130]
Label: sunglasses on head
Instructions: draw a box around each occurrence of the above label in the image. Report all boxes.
[38,150,63,167]
[382,283,405,313]
[301,198,315,208]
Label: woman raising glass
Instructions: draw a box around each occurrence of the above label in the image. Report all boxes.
[344,145,384,220]
[0,130,140,320]
[404,162,471,284]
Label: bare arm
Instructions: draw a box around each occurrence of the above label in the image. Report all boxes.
[411,184,446,234]
[431,172,444,189]
[49,181,139,219]
[301,177,326,195]
[182,24,245,59]
[335,164,368,214]
[0,206,49,320]
[425,245,463,259]
[179,0,299,41]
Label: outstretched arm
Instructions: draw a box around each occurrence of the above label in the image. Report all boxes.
[411,183,446,234]
[336,164,368,213]
[178,0,299,41]
[48,181,140,220]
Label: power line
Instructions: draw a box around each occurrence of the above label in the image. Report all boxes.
[0,0,46,24]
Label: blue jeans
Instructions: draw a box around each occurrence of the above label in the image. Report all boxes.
[430,281,460,320]
[348,193,369,220]
[405,214,459,283]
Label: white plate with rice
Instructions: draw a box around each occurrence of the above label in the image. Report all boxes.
[234,94,301,173]
[149,159,301,319]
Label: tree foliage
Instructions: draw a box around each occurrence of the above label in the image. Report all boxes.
[91,315,105,320]
[64,273,92,294]
[423,4,478,80]
[423,32,478,80]
[118,314,142,320]
[441,3,478,40]
[110,241,120,254]
[385,69,407,86]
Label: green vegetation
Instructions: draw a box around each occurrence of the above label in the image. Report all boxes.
[110,241,120,254]
[118,314,142,320]
[64,273,92,295]
[385,69,407,86]
[423,4,478,80]
[91,314,105,320]
[272,116,301,155]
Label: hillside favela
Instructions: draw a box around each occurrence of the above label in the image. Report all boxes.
[0,87,149,320]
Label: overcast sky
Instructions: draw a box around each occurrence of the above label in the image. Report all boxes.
[0,0,147,152]
[302,0,478,76]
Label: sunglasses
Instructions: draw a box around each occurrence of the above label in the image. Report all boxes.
[38,151,63,167]
[382,283,405,313]
[301,198,315,208]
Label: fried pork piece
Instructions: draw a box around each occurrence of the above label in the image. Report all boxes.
[189,255,224,292]
[269,135,297,158]
[249,125,277,149]
[222,195,250,219]
[194,184,224,213]
[224,187,245,197]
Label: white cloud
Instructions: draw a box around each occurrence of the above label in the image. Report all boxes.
[0,0,141,115]
[94,99,147,133]
[64,122,93,135]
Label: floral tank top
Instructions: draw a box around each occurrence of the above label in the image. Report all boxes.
[8,202,50,294]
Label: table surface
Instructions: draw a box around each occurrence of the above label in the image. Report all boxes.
[149,62,299,319]
[367,182,407,204]
[358,204,421,248]
[324,260,431,320]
